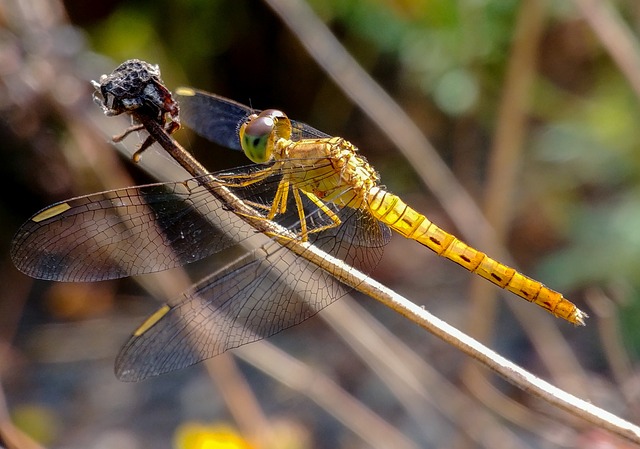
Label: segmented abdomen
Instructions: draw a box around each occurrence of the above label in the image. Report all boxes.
[365,186,585,325]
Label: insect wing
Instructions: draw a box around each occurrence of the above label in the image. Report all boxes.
[9,177,254,281]
[176,88,331,149]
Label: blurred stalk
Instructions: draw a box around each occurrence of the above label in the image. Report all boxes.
[585,288,636,411]
[237,342,422,449]
[321,298,537,448]
[205,357,273,448]
[465,0,546,344]
[574,0,640,101]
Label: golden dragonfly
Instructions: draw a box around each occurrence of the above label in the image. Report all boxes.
[11,81,586,381]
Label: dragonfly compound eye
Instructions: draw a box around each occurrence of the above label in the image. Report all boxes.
[261,109,292,140]
[240,115,275,163]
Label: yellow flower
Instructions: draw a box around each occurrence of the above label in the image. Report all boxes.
[174,423,253,449]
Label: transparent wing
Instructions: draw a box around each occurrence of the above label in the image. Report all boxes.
[12,154,392,380]
[11,160,389,281]
[10,176,257,281]
[176,88,331,150]
[115,201,390,381]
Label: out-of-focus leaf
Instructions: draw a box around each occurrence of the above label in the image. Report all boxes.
[11,404,60,445]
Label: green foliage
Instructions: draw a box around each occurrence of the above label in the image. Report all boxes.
[533,69,640,287]
[310,0,519,115]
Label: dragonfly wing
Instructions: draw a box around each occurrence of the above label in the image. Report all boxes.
[176,88,331,148]
[176,88,252,151]
[116,241,345,381]
[290,122,332,140]
[10,178,256,281]
[115,167,392,380]
[310,203,392,248]
[307,204,391,273]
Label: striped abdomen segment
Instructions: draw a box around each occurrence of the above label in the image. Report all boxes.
[366,186,585,325]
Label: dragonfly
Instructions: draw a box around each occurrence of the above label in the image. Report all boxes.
[11,86,586,381]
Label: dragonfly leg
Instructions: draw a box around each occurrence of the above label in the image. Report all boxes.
[113,123,145,142]
[216,163,281,188]
[132,136,157,162]
[214,166,287,220]
[293,188,308,241]
[298,190,342,238]
[267,179,289,219]
[233,177,291,222]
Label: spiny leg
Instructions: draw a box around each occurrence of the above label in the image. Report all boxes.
[218,163,285,219]
[233,177,290,223]
[268,179,289,219]
[293,188,309,241]
[216,166,276,188]
[298,190,343,237]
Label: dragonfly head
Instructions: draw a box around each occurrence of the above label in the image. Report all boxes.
[239,109,292,163]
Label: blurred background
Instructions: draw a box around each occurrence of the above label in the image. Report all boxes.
[1,0,640,448]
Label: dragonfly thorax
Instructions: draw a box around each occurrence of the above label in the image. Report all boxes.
[274,135,379,210]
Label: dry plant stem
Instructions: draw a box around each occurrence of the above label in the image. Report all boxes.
[131,103,640,445]
[574,0,640,101]
[205,357,273,448]
[321,299,535,448]
[466,0,546,343]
